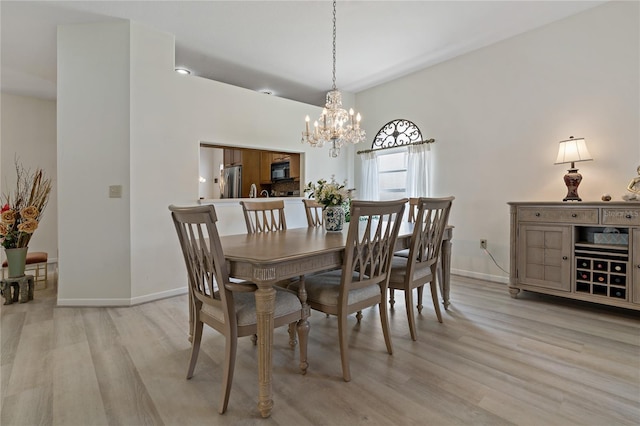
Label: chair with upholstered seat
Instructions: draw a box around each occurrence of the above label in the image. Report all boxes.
[240,200,291,292]
[169,204,307,414]
[407,197,419,223]
[390,197,418,306]
[393,197,419,259]
[289,199,406,382]
[240,200,287,234]
[387,197,453,340]
[302,198,324,227]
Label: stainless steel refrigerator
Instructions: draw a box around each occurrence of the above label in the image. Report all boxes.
[221,165,242,198]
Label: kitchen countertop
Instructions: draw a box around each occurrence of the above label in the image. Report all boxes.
[198,197,304,205]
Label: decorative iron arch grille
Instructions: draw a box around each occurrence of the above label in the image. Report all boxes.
[372,119,423,150]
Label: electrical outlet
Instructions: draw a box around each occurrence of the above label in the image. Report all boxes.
[109,185,122,198]
[480,239,487,249]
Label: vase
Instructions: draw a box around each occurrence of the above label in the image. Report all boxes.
[5,247,28,278]
[323,205,345,232]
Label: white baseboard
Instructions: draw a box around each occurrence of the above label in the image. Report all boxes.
[57,297,134,307]
[130,286,188,305]
[452,268,510,285]
[57,286,188,307]
[55,270,507,307]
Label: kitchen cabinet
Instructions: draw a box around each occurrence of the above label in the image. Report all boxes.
[271,153,290,163]
[259,152,301,183]
[509,202,640,311]
[289,153,300,180]
[224,149,242,166]
[241,150,261,197]
[260,152,273,184]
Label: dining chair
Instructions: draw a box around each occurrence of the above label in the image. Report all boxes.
[240,200,291,293]
[240,200,287,234]
[169,204,307,414]
[387,197,453,340]
[407,197,419,223]
[393,197,419,258]
[302,198,324,227]
[391,197,420,304]
[289,199,407,382]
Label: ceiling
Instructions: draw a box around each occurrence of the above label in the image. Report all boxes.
[1,1,606,105]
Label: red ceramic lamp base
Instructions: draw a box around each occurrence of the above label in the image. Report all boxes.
[563,168,583,202]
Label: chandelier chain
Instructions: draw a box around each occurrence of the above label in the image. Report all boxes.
[301,0,365,157]
[332,0,337,90]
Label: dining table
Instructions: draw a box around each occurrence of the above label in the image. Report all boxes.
[219,222,453,418]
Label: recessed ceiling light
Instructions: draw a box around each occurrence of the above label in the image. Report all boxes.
[261,90,273,95]
[175,68,191,75]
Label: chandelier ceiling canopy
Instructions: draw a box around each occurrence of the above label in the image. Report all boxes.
[301,0,365,158]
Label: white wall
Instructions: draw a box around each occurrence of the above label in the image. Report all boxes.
[354,1,640,283]
[0,93,58,262]
[57,21,132,304]
[57,20,351,305]
[198,146,222,199]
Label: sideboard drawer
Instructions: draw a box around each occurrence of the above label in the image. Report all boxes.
[601,208,640,226]
[518,207,599,224]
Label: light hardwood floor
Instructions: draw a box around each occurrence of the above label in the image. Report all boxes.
[2,269,639,425]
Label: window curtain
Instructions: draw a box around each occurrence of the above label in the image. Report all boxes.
[406,143,431,197]
[360,151,379,201]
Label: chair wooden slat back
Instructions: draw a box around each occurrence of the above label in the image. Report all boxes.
[410,197,454,269]
[302,198,324,227]
[407,197,419,223]
[169,205,231,321]
[240,200,287,234]
[344,200,407,295]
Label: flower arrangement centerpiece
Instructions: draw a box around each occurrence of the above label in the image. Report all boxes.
[305,176,350,231]
[304,175,349,207]
[1,162,52,277]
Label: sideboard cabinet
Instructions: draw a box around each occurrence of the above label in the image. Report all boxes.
[509,202,640,311]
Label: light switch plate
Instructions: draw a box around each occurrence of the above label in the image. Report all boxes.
[109,185,122,198]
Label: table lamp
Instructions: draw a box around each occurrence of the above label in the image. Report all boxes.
[554,136,593,201]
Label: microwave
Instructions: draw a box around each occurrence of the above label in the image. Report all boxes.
[271,161,290,181]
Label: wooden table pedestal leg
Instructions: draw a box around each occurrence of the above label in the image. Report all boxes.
[255,286,276,418]
[296,276,309,374]
[440,238,452,310]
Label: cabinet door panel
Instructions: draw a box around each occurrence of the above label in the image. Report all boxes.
[633,229,640,304]
[518,224,571,291]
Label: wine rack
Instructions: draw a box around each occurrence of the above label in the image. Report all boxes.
[575,243,628,300]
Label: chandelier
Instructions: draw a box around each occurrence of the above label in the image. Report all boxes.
[301,0,366,158]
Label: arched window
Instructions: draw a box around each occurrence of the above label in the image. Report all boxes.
[372,119,423,150]
[359,119,433,201]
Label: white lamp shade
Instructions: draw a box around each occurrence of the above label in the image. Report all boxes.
[554,137,593,164]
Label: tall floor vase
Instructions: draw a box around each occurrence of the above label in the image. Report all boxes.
[5,247,28,278]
